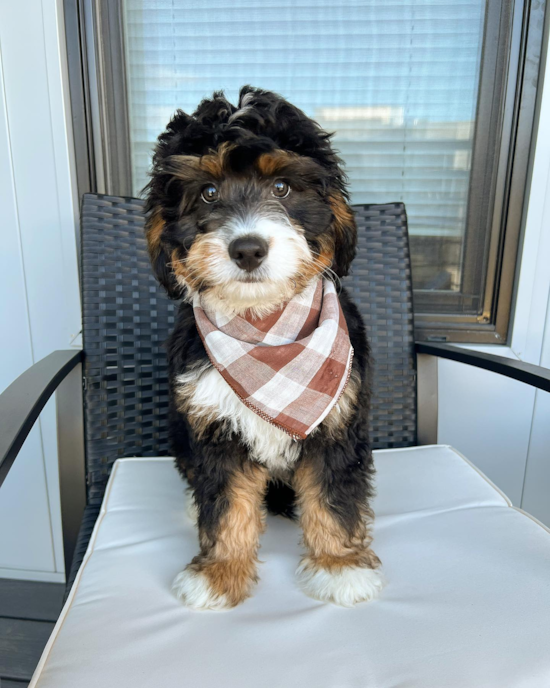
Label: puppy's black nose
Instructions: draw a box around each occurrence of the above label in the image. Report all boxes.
[228,235,268,272]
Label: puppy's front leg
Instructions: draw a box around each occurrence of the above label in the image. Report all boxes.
[173,459,269,610]
[294,452,385,607]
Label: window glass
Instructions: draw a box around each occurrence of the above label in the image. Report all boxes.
[123,0,485,294]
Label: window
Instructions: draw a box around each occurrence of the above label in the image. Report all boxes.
[69,0,546,342]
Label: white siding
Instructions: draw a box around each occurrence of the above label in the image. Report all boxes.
[513,41,550,523]
[437,347,536,506]
[0,0,81,581]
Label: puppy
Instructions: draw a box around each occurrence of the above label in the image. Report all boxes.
[144,86,385,609]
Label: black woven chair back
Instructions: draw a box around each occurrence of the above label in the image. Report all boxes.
[342,204,416,449]
[81,194,416,502]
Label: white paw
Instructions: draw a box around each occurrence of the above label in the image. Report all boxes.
[297,559,386,607]
[172,567,230,611]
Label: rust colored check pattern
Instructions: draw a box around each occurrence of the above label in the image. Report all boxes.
[193,278,353,439]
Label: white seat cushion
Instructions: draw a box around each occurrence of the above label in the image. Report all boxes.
[31,445,550,687]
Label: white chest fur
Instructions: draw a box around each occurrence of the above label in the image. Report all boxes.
[176,365,301,473]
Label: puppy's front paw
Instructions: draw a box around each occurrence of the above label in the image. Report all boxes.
[172,566,231,611]
[172,559,256,610]
[297,555,386,607]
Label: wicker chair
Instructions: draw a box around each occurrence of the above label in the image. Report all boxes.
[1,193,550,687]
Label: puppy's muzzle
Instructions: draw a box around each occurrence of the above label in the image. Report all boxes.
[228,234,268,272]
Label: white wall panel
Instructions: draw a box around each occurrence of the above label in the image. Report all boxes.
[437,347,536,506]
[511,32,550,367]
[0,35,57,575]
[0,0,81,580]
[40,0,82,574]
[521,297,550,524]
[511,31,550,523]
[516,34,550,521]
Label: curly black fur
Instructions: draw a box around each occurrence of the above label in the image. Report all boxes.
[144,86,357,299]
[145,85,348,202]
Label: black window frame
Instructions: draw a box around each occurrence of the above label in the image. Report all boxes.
[63,0,548,344]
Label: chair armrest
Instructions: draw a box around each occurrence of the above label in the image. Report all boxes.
[0,349,83,487]
[415,342,550,392]
[415,342,549,445]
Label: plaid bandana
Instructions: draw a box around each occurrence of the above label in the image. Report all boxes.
[193,278,354,440]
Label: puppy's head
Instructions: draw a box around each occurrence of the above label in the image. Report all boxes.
[144,86,356,315]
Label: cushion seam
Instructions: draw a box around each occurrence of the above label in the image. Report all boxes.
[511,506,550,535]
[445,446,513,507]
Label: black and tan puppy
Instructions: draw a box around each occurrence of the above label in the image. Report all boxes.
[144,86,385,609]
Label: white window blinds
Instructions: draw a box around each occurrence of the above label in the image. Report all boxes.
[123,0,486,291]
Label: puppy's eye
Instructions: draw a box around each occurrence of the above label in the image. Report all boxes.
[201,184,219,203]
[272,180,290,199]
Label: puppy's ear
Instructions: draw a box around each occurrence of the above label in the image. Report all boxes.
[142,110,194,299]
[144,210,184,299]
[328,192,357,278]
